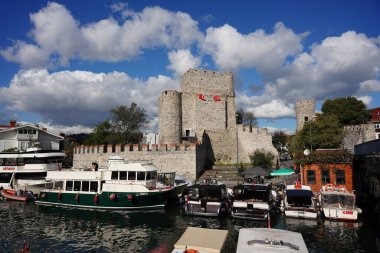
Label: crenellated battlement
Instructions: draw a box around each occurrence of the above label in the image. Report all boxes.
[237,124,269,136]
[344,124,373,131]
[74,143,198,155]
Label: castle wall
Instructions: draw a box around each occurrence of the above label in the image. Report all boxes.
[296,99,316,132]
[73,143,203,181]
[158,90,181,144]
[238,125,279,164]
[343,124,376,153]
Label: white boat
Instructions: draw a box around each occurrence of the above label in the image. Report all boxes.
[283,183,319,219]
[183,179,229,217]
[231,182,280,221]
[172,227,228,253]
[0,147,65,195]
[319,184,361,221]
[236,228,309,253]
[35,156,174,210]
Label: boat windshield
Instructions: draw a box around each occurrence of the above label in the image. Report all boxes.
[188,186,226,201]
[234,188,270,202]
[0,173,12,183]
[322,194,355,208]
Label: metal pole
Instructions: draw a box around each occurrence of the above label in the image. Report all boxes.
[236,114,239,186]
[310,121,312,153]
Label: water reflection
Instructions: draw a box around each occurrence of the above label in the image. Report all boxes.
[1,202,380,253]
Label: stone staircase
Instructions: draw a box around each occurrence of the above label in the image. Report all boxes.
[197,165,242,188]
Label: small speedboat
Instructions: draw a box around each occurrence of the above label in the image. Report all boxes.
[237,228,309,253]
[0,189,32,202]
[172,227,228,253]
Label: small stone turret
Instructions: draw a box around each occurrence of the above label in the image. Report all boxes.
[296,99,316,132]
[158,90,182,144]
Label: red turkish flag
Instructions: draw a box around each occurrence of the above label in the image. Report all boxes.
[198,94,206,101]
[213,95,221,102]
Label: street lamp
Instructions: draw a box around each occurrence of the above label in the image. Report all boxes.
[236,113,239,186]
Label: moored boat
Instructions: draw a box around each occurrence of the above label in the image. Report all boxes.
[283,182,319,219]
[319,184,361,221]
[183,179,230,217]
[236,228,309,253]
[0,189,33,201]
[172,227,228,253]
[0,147,65,195]
[35,156,174,210]
[231,182,279,221]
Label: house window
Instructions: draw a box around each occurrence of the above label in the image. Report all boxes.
[321,169,330,184]
[336,170,346,185]
[305,116,309,122]
[307,170,316,184]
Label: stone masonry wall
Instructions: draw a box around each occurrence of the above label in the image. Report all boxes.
[73,143,203,181]
[296,99,316,132]
[238,125,279,164]
[343,124,377,153]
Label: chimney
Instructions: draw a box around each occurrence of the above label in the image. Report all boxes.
[9,120,16,128]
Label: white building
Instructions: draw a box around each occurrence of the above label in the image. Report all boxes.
[0,120,64,152]
[143,132,158,148]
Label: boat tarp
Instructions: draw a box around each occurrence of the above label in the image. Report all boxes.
[270,168,295,176]
[174,227,228,253]
[236,228,309,253]
[286,189,314,197]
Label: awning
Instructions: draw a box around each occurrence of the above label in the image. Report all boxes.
[270,168,295,176]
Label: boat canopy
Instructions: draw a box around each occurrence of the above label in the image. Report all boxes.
[174,227,228,253]
[286,189,314,197]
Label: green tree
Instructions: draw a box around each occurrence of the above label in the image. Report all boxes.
[85,103,148,145]
[322,97,369,125]
[249,149,275,169]
[236,108,257,126]
[290,114,343,153]
[272,131,288,153]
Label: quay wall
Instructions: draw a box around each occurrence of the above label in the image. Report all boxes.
[73,143,205,180]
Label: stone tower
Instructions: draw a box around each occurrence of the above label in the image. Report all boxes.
[296,99,316,132]
[158,90,182,144]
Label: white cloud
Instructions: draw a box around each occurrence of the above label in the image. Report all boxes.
[263,31,380,104]
[1,2,202,67]
[359,80,380,92]
[355,95,373,106]
[167,49,201,76]
[202,22,304,76]
[0,69,179,129]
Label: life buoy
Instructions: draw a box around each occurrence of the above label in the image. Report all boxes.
[325,184,335,192]
[127,194,133,201]
[57,192,62,200]
[294,180,302,189]
[75,193,80,202]
[337,185,347,193]
[41,193,47,199]
[184,249,199,253]
[93,194,99,205]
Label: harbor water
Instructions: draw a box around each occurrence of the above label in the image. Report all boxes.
[0,201,379,253]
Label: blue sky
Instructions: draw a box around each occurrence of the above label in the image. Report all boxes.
[0,0,379,134]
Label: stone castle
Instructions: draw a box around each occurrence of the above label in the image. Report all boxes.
[73,69,278,180]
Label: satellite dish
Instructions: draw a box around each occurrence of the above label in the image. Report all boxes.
[303,149,310,156]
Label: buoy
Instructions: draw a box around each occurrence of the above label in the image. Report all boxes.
[41,193,47,199]
[57,192,62,200]
[127,194,133,201]
[109,193,117,201]
[75,193,80,202]
[93,194,99,205]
